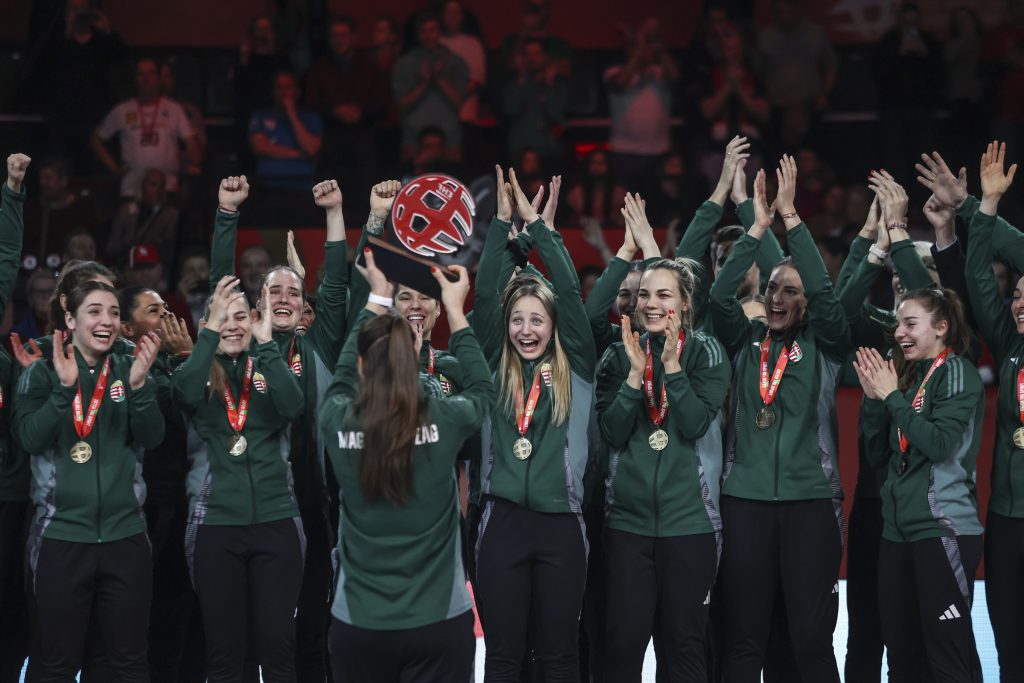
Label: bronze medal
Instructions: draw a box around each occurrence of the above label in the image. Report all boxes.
[70,440,93,464]
[512,437,533,461]
[755,406,776,430]
[228,434,248,457]
[1014,427,1024,450]
[648,429,669,451]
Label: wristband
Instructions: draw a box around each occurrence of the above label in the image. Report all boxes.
[868,244,889,261]
[886,221,907,231]
[780,211,799,220]
[367,293,392,308]
[217,205,238,215]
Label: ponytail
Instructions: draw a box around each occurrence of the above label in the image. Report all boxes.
[355,314,423,506]
[894,287,971,391]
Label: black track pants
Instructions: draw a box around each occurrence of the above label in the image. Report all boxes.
[190,519,305,683]
[328,611,475,683]
[986,512,1024,682]
[717,496,842,683]
[844,496,885,683]
[30,533,152,683]
[0,501,29,683]
[877,535,982,683]
[604,529,718,683]
[475,497,587,682]
[295,505,333,682]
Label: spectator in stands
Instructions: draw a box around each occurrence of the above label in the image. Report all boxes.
[645,152,706,230]
[944,8,984,163]
[22,156,98,275]
[499,0,572,79]
[440,1,487,135]
[305,16,381,186]
[107,168,180,267]
[122,244,197,337]
[159,59,207,169]
[236,16,292,141]
[516,148,545,198]
[393,10,468,161]
[369,17,404,168]
[239,244,272,307]
[604,18,679,194]
[983,1,1024,157]
[37,0,126,171]
[91,57,201,198]
[174,248,211,330]
[404,127,464,179]
[502,37,568,162]
[249,70,323,192]
[875,3,944,197]
[566,149,621,226]
[10,269,56,341]
[755,0,836,148]
[63,231,97,264]
[699,23,769,185]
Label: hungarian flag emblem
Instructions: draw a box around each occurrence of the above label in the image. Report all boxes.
[540,363,553,387]
[109,380,126,403]
[253,372,268,394]
[789,342,803,363]
[290,354,302,377]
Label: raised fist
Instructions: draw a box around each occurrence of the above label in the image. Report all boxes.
[218,176,250,211]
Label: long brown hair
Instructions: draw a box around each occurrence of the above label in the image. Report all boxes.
[498,275,572,425]
[355,314,423,506]
[893,288,971,392]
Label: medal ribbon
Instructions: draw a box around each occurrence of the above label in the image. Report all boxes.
[1017,365,1024,426]
[644,331,685,427]
[223,356,254,433]
[288,338,302,376]
[72,357,111,439]
[759,332,789,408]
[898,348,950,453]
[515,368,544,438]
[426,346,435,376]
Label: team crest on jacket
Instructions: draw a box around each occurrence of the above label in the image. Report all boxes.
[789,342,803,363]
[439,374,452,395]
[109,380,126,403]
[253,372,268,393]
[289,353,302,377]
[540,363,553,387]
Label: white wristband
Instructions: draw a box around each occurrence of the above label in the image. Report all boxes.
[868,244,889,261]
[367,293,392,308]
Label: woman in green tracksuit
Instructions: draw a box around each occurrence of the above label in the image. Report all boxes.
[836,177,936,682]
[596,255,731,681]
[15,279,164,682]
[320,253,492,682]
[709,157,850,682]
[854,281,983,681]
[171,275,305,683]
[473,167,596,682]
[963,142,1024,680]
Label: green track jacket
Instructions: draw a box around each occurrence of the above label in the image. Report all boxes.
[172,328,305,526]
[15,350,164,543]
[709,223,850,504]
[321,309,494,630]
[597,329,730,537]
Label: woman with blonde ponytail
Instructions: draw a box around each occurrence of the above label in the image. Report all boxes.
[473,167,596,681]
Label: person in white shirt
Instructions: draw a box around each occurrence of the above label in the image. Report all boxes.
[91,58,201,197]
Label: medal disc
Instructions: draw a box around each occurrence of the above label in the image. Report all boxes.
[228,434,248,457]
[512,437,533,460]
[755,406,776,430]
[69,441,92,464]
[648,429,669,451]
[1014,427,1024,450]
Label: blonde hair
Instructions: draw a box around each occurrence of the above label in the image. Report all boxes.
[498,276,572,426]
[643,257,701,330]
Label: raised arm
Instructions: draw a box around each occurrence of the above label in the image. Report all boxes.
[0,154,30,321]
[172,276,243,409]
[511,169,597,377]
[732,160,785,285]
[14,358,71,454]
[780,156,849,361]
[966,140,1020,363]
[251,293,304,419]
[473,167,519,365]
[676,136,749,262]
[210,176,249,286]
[304,179,349,363]
[596,321,644,450]
[836,197,877,296]
[664,326,731,442]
